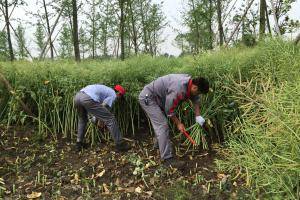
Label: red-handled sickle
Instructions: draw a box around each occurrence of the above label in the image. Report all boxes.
[182,130,196,145]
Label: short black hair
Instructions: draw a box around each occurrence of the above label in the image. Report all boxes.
[192,77,209,94]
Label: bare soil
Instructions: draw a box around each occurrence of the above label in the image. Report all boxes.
[0,125,249,199]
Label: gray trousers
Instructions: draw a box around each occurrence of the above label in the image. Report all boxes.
[139,88,173,160]
[74,92,122,144]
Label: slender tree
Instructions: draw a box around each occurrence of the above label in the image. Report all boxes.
[259,0,266,38]
[72,0,80,61]
[35,20,45,55]
[1,0,15,61]
[189,0,200,53]
[128,0,138,54]
[225,0,255,47]
[39,6,64,59]
[216,0,224,45]
[15,24,28,59]
[0,31,9,60]
[272,0,299,34]
[294,33,300,45]
[175,33,190,55]
[207,0,213,49]
[79,27,88,59]
[85,0,100,58]
[42,0,54,59]
[184,0,215,52]
[59,26,73,58]
[119,0,126,60]
[265,3,272,35]
[27,0,61,59]
[145,3,165,55]
[139,0,149,53]
[0,0,27,61]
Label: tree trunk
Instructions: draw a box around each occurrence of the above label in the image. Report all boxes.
[149,33,153,56]
[191,0,200,53]
[82,43,85,59]
[259,0,266,39]
[119,0,125,60]
[294,33,300,45]
[92,15,95,59]
[72,0,80,62]
[43,0,54,59]
[103,2,109,57]
[4,0,14,61]
[153,32,157,55]
[208,0,213,49]
[139,0,148,53]
[91,0,96,59]
[217,0,224,46]
[265,4,272,35]
[129,0,138,54]
[270,0,281,35]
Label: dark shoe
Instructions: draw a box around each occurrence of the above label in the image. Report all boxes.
[76,142,83,152]
[163,157,185,169]
[153,137,159,150]
[115,141,130,152]
[75,142,89,152]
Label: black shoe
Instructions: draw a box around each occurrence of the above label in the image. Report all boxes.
[115,141,130,152]
[75,142,89,152]
[163,157,185,169]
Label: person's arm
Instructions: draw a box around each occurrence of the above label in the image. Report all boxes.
[103,93,117,108]
[194,103,205,126]
[165,91,186,133]
[170,115,185,133]
[194,102,200,116]
[103,97,114,108]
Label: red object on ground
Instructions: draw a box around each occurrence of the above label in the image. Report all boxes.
[182,130,196,145]
[114,85,126,95]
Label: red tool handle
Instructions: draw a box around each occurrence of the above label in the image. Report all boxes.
[182,130,196,145]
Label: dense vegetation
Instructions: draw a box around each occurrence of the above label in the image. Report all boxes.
[1,39,299,198]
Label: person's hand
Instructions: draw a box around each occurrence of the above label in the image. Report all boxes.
[90,116,97,124]
[97,120,107,131]
[177,123,186,133]
[196,116,205,126]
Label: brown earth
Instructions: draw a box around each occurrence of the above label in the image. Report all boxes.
[0,125,249,200]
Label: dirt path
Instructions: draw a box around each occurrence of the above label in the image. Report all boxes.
[0,126,248,199]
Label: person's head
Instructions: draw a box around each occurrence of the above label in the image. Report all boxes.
[114,85,126,98]
[190,77,209,96]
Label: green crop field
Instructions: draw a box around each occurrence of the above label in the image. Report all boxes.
[0,39,299,199]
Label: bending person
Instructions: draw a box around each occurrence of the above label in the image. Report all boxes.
[74,84,130,152]
[139,74,209,168]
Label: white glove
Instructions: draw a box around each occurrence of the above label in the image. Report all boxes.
[90,116,97,124]
[196,116,205,126]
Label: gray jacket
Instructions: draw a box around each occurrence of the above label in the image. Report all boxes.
[143,74,200,117]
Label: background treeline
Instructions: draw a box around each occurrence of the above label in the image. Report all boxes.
[0,0,298,61]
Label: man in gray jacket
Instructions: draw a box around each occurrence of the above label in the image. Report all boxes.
[139,74,209,168]
[74,84,130,152]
